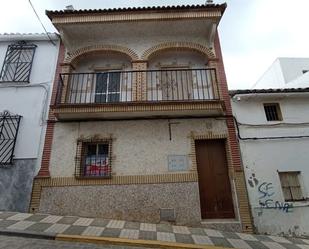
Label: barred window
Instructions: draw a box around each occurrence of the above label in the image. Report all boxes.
[0,111,22,165]
[279,171,304,202]
[263,103,282,121]
[0,42,37,83]
[75,139,112,178]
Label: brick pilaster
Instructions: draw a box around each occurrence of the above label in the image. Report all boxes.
[36,43,66,178]
[132,61,148,101]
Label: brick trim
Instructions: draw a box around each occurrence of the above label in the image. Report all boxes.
[64,44,139,64]
[36,43,66,178]
[141,41,215,60]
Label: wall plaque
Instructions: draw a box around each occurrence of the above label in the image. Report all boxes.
[168,155,188,171]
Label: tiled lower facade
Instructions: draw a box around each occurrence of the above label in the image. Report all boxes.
[0,212,309,249]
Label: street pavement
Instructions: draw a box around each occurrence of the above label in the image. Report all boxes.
[0,211,309,249]
[0,235,152,249]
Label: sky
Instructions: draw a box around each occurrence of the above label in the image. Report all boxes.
[0,0,308,89]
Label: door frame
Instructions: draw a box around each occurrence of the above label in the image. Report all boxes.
[190,133,240,221]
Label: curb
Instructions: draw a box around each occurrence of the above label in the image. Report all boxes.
[0,228,55,240]
[56,234,230,249]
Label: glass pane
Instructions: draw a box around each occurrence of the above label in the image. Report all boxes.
[86,144,96,156]
[96,73,108,93]
[108,93,120,102]
[98,144,109,156]
[108,72,121,92]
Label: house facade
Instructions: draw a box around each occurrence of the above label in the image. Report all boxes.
[0,33,59,212]
[30,4,253,232]
[230,88,309,236]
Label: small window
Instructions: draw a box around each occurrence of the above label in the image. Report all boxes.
[0,41,37,83]
[75,139,112,178]
[279,172,304,202]
[0,111,22,165]
[263,103,282,121]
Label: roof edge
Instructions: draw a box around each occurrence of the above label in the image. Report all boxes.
[46,3,227,20]
[229,87,309,97]
[0,33,59,42]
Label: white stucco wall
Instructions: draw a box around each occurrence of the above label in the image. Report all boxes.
[231,93,309,236]
[50,119,227,177]
[0,37,59,171]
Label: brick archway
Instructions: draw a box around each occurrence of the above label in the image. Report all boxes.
[141,42,216,61]
[64,44,139,65]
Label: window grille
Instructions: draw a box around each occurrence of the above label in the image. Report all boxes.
[263,103,282,121]
[75,139,112,178]
[0,41,37,83]
[279,171,304,201]
[0,111,22,165]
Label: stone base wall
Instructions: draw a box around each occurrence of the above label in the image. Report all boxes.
[0,159,36,212]
[39,182,201,225]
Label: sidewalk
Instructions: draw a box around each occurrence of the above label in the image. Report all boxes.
[0,211,308,249]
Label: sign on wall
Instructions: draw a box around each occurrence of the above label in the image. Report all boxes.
[168,155,188,171]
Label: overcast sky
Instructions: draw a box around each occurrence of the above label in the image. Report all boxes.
[0,0,308,89]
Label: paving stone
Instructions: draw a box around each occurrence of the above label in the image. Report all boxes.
[40,215,63,224]
[7,213,33,221]
[256,235,277,242]
[26,222,53,232]
[89,218,110,227]
[222,232,242,239]
[211,237,234,248]
[298,245,309,249]
[25,214,49,222]
[269,236,292,244]
[140,223,156,232]
[138,231,157,240]
[62,225,87,235]
[124,221,141,230]
[204,229,224,237]
[262,241,287,249]
[119,229,139,239]
[280,243,306,249]
[286,238,308,245]
[82,226,105,237]
[156,224,173,233]
[0,212,18,219]
[73,218,94,226]
[236,233,258,241]
[246,240,270,249]
[192,235,213,245]
[44,223,70,233]
[57,216,79,225]
[157,232,176,242]
[0,220,18,228]
[106,220,125,229]
[228,239,253,249]
[188,227,206,236]
[101,228,121,238]
[175,233,194,244]
[7,221,35,230]
[303,239,309,245]
[172,225,190,234]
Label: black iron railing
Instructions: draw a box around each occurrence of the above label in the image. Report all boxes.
[56,68,219,105]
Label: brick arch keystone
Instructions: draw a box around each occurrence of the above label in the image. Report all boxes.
[64,44,139,64]
[141,42,216,61]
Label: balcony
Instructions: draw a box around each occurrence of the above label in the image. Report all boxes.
[53,68,224,120]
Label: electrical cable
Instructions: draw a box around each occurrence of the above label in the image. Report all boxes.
[28,0,56,46]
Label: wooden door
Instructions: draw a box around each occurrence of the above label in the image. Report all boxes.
[195,139,235,219]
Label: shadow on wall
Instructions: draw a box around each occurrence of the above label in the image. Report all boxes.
[0,159,36,212]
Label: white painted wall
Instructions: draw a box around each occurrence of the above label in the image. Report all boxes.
[231,92,309,236]
[255,58,309,89]
[0,36,59,171]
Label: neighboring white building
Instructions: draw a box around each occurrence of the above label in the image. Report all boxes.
[254,58,309,89]
[0,33,59,212]
[230,88,309,237]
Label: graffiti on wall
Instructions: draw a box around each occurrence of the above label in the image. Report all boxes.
[247,173,293,215]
